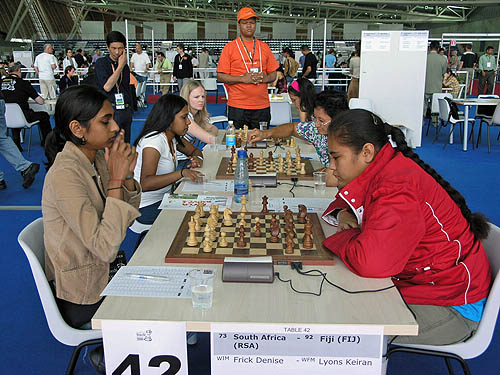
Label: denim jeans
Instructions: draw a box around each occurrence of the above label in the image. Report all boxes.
[0,99,31,181]
[135,75,148,100]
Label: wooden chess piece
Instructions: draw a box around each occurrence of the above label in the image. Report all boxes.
[299,162,306,175]
[239,212,246,228]
[193,213,202,231]
[261,195,269,213]
[187,217,198,246]
[237,225,246,247]
[285,232,295,254]
[227,162,234,173]
[203,239,212,253]
[254,217,262,237]
[286,165,292,175]
[241,195,248,213]
[219,232,228,247]
[271,213,278,227]
[198,201,206,217]
[297,204,307,224]
[303,218,313,249]
[268,151,273,161]
[223,208,233,226]
[270,222,280,242]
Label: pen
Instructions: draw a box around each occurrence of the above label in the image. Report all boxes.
[127,274,170,281]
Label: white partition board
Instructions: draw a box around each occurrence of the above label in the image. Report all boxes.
[174,22,197,39]
[81,21,104,39]
[273,23,296,39]
[112,22,136,39]
[206,22,228,39]
[144,22,167,39]
[359,30,428,147]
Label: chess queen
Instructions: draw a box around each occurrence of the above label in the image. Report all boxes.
[322,109,491,347]
[133,95,205,224]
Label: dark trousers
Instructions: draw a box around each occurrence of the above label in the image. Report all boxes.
[12,109,52,151]
[478,71,496,95]
[114,106,133,143]
[228,106,271,130]
[137,200,162,225]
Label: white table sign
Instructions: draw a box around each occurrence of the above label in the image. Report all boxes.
[102,320,188,375]
[211,324,383,375]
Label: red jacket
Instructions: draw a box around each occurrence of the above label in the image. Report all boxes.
[322,143,491,306]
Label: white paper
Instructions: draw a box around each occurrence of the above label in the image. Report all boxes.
[211,323,383,375]
[182,180,234,193]
[101,266,216,298]
[267,197,333,213]
[399,31,428,51]
[361,32,391,52]
[103,320,188,375]
[159,193,233,210]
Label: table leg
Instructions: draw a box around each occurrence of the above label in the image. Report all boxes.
[463,105,469,151]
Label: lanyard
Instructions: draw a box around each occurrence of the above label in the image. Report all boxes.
[111,62,123,93]
[235,38,263,73]
[239,36,255,64]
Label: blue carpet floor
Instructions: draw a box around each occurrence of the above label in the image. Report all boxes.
[1,96,499,374]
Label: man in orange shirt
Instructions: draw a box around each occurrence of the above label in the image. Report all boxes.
[217,8,279,129]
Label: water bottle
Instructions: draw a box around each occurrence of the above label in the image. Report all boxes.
[226,121,236,149]
[234,150,249,204]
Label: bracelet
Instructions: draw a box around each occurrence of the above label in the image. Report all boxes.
[180,168,184,177]
[107,186,122,191]
[125,174,134,180]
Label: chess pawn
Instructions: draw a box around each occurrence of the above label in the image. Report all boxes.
[254,217,262,237]
[193,213,202,231]
[237,225,247,247]
[278,162,284,173]
[219,232,228,247]
[198,202,206,217]
[286,138,290,147]
[227,162,234,173]
[299,162,306,175]
[303,219,314,249]
[241,195,248,213]
[248,179,253,192]
[286,165,292,176]
[285,234,295,254]
[187,218,198,246]
[270,222,280,242]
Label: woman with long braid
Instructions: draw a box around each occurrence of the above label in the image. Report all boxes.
[322,109,491,345]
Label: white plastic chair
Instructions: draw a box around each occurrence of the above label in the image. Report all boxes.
[476,103,500,153]
[387,222,500,375]
[473,95,500,150]
[5,103,40,156]
[348,98,374,112]
[426,93,453,136]
[203,78,219,103]
[270,101,292,126]
[210,115,228,129]
[436,97,475,149]
[18,218,102,375]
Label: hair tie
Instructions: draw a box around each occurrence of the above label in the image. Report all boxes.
[387,135,397,148]
[290,80,300,92]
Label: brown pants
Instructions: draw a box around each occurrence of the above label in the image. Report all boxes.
[347,78,359,104]
[159,73,171,95]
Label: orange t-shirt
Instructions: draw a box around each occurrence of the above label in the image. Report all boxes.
[217,38,279,110]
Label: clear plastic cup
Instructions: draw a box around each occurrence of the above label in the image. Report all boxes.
[188,269,215,309]
[313,171,327,193]
[259,121,268,131]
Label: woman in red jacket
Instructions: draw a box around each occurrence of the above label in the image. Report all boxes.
[323,109,492,345]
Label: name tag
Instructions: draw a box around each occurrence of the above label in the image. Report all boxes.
[487,62,492,68]
[115,93,125,109]
[179,64,183,70]
[250,67,259,73]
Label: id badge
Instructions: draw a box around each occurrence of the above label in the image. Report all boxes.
[179,64,183,70]
[250,67,259,73]
[487,62,492,68]
[115,93,125,110]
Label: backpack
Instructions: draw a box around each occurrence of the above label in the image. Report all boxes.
[444,97,460,122]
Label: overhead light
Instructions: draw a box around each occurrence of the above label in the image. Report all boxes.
[266,10,270,14]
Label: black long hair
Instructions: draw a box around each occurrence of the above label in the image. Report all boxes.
[288,78,316,121]
[134,94,187,147]
[329,109,489,240]
[313,90,349,119]
[44,85,110,170]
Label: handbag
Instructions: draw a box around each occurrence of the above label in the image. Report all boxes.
[109,250,127,281]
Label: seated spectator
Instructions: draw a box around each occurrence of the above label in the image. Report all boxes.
[58,65,78,92]
[43,85,140,331]
[133,94,204,225]
[443,68,461,98]
[270,66,288,94]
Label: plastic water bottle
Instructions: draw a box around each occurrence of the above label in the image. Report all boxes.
[226,121,236,149]
[234,150,249,204]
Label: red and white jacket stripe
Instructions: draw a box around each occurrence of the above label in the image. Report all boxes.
[322,143,491,306]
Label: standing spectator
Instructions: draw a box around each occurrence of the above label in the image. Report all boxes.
[92,48,104,64]
[198,48,211,79]
[1,63,52,151]
[335,53,345,67]
[478,46,497,95]
[458,44,477,94]
[448,50,459,71]
[216,7,279,129]
[74,49,87,68]
[281,47,299,85]
[347,42,361,103]
[424,41,447,116]
[130,43,151,106]
[95,31,133,143]
[173,43,193,92]
[33,44,58,99]
[0,84,40,189]
[299,54,305,69]
[155,52,173,95]
[58,66,79,92]
[325,49,337,85]
[300,45,318,82]
[62,49,77,71]
[191,53,199,78]
[439,47,448,65]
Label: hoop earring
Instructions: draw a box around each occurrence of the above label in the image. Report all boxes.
[80,136,87,145]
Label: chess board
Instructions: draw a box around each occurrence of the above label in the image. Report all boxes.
[165,211,334,265]
[216,157,315,181]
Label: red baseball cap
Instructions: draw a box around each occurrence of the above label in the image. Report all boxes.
[237,8,259,22]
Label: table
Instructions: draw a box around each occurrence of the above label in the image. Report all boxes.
[269,93,291,104]
[453,98,500,151]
